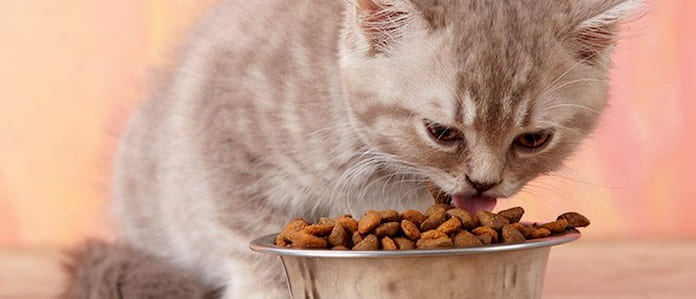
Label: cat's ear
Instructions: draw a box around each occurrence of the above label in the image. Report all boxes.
[344,0,422,56]
[570,0,646,64]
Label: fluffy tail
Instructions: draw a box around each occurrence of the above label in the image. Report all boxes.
[60,239,220,299]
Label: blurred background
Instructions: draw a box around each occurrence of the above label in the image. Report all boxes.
[0,0,694,248]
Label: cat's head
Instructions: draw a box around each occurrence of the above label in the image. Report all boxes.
[339,0,642,210]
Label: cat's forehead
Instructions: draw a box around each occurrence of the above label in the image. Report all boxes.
[453,54,545,142]
[421,1,566,139]
[413,0,573,34]
[415,0,564,85]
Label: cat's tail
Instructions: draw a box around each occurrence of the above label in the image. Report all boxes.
[60,239,220,299]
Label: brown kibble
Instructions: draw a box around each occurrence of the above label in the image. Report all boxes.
[401,210,426,225]
[336,216,359,235]
[303,223,334,236]
[275,234,289,247]
[318,217,335,226]
[425,181,450,205]
[437,217,462,235]
[472,226,499,243]
[401,220,421,241]
[381,236,398,250]
[374,222,400,237]
[541,218,568,233]
[276,218,309,246]
[446,208,478,230]
[275,207,588,250]
[394,237,416,250]
[557,212,591,228]
[420,229,448,240]
[379,210,401,222]
[497,207,525,223]
[529,228,552,239]
[477,210,509,230]
[328,224,351,247]
[502,224,526,244]
[453,230,483,248]
[276,218,327,248]
[353,234,379,250]
[477,234,493,245]
[288,233,328,249]
[511,223,535,238]
[425,204,450,217]
[420,209,447,231]
[358,211,382,234]
[283,218,309,234]
[352,231,363,245]
[416,237,453,249]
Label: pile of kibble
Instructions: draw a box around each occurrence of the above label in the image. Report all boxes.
[274,204,590,250]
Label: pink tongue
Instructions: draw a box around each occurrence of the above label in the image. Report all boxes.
[452,195,497,215]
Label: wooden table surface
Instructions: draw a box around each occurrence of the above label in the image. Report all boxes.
[1,240,695,299]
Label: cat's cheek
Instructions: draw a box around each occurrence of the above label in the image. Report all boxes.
[357,123,465,178]
[495,178,526,198]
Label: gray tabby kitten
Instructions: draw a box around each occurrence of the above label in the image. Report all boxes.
[113,0,641,297]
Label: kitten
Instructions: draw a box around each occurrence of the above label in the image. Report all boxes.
[113,0,641,297]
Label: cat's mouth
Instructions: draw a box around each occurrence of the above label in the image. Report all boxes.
[426,182,497,215]
[450,194,497,215]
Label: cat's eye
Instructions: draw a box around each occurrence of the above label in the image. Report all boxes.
[514,130,553,150]
[425,122,462,143]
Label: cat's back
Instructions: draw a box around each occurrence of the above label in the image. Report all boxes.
[114,0,345,190]
[186,0,343,64]
[113,0,345,249]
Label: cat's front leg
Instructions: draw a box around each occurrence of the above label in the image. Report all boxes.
[221,253,289,299]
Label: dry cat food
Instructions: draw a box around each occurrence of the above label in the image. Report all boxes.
[274,206,590,250]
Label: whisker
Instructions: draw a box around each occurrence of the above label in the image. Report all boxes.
[523,182,568,199]
[547,172,627,190]
[395,184,427,210]
[542,103,604,115]
[539,78,606,98]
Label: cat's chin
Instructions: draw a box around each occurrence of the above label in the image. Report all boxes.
[451,195,497,215]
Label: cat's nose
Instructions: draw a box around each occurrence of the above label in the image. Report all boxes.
[465,175,498,193]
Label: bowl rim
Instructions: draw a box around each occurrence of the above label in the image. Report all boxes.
[249,230,580,258]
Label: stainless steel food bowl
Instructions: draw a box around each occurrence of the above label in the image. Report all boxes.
[250,231,580,299]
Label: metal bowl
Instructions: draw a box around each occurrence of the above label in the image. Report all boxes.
[250,230,580,299]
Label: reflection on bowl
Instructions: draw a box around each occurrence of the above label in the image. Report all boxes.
[250,230,580,299]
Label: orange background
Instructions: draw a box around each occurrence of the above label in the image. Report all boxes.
[0,0,694,247]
